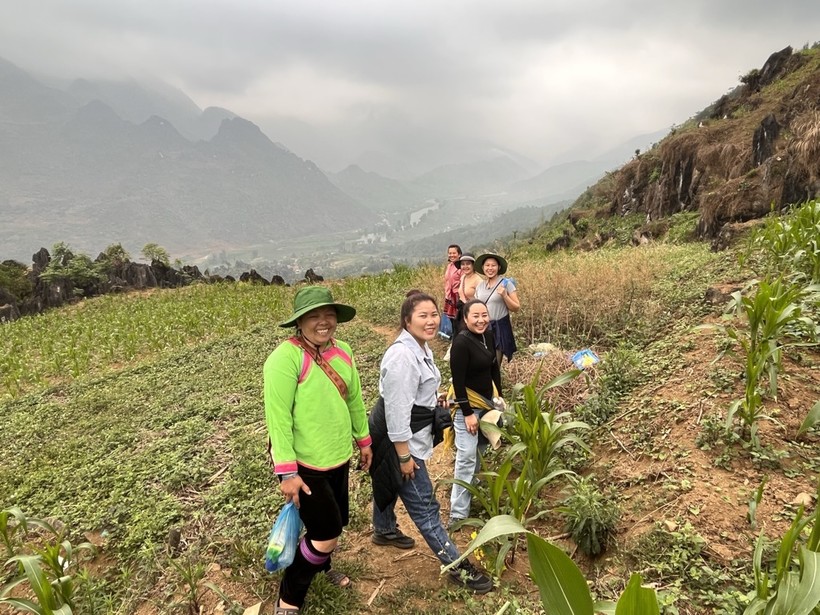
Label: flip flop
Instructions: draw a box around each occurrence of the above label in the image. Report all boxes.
[274,599,300,615]
[325,569,352,588]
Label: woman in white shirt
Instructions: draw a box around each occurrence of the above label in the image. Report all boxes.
[474,253,520,365]
[368,291,493,594]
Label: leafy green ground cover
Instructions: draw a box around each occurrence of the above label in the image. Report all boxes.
[1,213,818,614]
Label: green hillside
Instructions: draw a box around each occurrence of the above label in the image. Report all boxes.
[1,199,818,614]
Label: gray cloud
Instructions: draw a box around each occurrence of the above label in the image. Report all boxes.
[1,0,818,171]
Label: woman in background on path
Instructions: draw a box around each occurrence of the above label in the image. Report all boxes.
[448,298,501,527]
[264,286,373,615]
[368,291,494,594]
[474,253,520,365]
[443,244,463,333]
[457,253,482,306]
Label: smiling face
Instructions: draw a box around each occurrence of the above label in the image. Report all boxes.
[297,306,338,346]
[404,300,440,344]
[464,302,490,335]
[448,247,461,263]
[460,260,474,274]
[481,257,500,278]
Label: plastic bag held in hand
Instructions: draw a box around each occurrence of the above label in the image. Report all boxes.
[265,501,303,572]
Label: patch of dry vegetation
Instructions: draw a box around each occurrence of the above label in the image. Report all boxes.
[513,246,667,347]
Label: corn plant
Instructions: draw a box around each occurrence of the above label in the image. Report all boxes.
[747,200,820,285]
[446,515,660,614]
[0,508,53,559]
[443,370,589,575]
[747,476,768,530]
[744,482,820,614]
[502,369,589,485]
[445,456,566,576]
[0,283,288,399]
[720,278,817,446]
[166,552,208,614]
[798,400,820,435]
[0,514,95,615]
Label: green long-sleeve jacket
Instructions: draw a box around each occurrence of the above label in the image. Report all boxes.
[264,337,371,474]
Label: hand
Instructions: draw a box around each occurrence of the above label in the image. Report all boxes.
[359,445,373,472]
[464,413,479,436]
[496,284,506,297]
[280,475,311,508]
[400,458,418,481]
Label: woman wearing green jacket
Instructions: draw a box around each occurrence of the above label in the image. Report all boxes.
[264,286,372,615]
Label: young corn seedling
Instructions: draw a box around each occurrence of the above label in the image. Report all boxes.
[721,277,816,446]
[745,482,820,614]
[0,513,95,615]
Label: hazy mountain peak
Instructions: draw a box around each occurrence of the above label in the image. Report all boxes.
[139,115,188,143]
[337,164,371,178]
[211,117,294,158]
[71,99,126,126]
[0,55,30,81]
[201,106,235,119]
[213,116,265,141]
[0,56,72,123]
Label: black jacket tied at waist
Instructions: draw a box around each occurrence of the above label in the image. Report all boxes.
[368,397,452,512]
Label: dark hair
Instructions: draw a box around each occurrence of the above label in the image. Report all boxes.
[400,292,438,330]
[448,244,462,256]
[460,298,487,321]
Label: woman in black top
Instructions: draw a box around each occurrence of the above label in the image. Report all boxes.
[448,299,501,526]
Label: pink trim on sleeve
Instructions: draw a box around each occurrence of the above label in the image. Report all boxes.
[274,461,298,474]
[357,435,373,448]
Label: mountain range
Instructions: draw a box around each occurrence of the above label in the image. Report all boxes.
[0,56,654,265]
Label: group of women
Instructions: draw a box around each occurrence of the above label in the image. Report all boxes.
[263,252,520,615]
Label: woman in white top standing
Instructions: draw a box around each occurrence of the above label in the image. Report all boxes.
[368,291,494,594]
[474,253,520,365]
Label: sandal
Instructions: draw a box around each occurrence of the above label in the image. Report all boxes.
[274,599,300,615]
[325,569,352,588]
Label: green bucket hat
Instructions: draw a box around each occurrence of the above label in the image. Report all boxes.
[475,253,508,276]
[279,286,356,328]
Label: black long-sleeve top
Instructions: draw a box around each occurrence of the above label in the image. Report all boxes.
[449,328,502,416]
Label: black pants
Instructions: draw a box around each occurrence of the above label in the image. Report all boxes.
[279,462,349,607]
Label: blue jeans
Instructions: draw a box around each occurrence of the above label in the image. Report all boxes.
[373,457,460,565]
[450,409,488,521]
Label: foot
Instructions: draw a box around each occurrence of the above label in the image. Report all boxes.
[448,560,493,594]
[448,518,465,532]
[324,569,351,588]
[371,527,416,549]
[274,599,300,615]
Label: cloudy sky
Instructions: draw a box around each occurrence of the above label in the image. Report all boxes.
[2,0,818,174]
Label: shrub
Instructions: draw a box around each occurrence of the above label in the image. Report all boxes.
[39,243,105,294]
[559,476,620,556]
[97,243,131,273]
[141,243,170,266]
[0,261,32,301]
